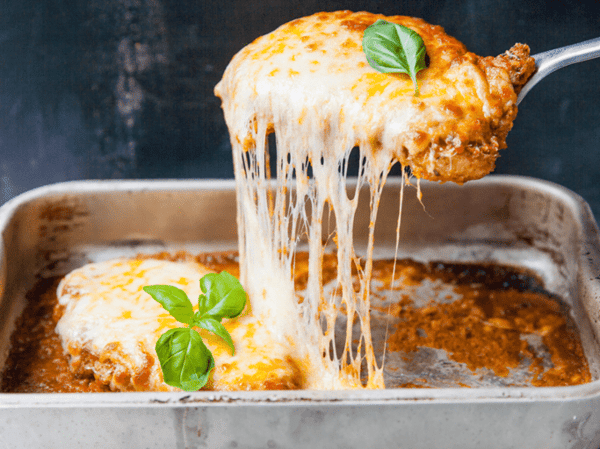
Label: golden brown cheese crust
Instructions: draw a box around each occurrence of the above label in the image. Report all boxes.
[215,11,535,184]
[54,258,304,392]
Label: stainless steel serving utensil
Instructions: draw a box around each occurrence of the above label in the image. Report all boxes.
[517,36,600,105]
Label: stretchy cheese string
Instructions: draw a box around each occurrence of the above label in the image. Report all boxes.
[230,106,405,388]
[213,8,533,388]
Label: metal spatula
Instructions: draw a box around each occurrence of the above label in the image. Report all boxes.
[517,36,600,105]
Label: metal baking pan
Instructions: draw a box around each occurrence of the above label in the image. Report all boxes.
[1,176,600,449]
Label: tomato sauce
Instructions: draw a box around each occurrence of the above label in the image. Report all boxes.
[0,251,591,392]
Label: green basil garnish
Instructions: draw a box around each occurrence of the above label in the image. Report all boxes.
[362,19,428,95]
[143,271,247,391]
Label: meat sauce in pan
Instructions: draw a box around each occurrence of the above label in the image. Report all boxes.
[0,251,591,392]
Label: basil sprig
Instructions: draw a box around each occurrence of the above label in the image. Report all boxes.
[143,271,247,391]
[362,19,427,95]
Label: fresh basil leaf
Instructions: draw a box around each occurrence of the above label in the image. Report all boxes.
[194,317,235,355]
[143,285,194,325]
[155,327,215,391]
[198,273,219,315]
[147,271,247,391]
[198,271,247,319]
[362,19,427,95]
[197,294,208,316]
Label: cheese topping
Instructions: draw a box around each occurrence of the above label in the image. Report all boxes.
[56,259,303,391]
[215,11,534,184]
[215,11,534,389]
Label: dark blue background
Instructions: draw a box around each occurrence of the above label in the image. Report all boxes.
[1,0,599,220]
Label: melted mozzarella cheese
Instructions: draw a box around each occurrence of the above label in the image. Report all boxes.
[56,259,303,391]
[215,11,532,389]
[215,11,531,185]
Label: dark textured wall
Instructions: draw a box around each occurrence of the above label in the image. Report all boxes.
[1,0,599,220]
